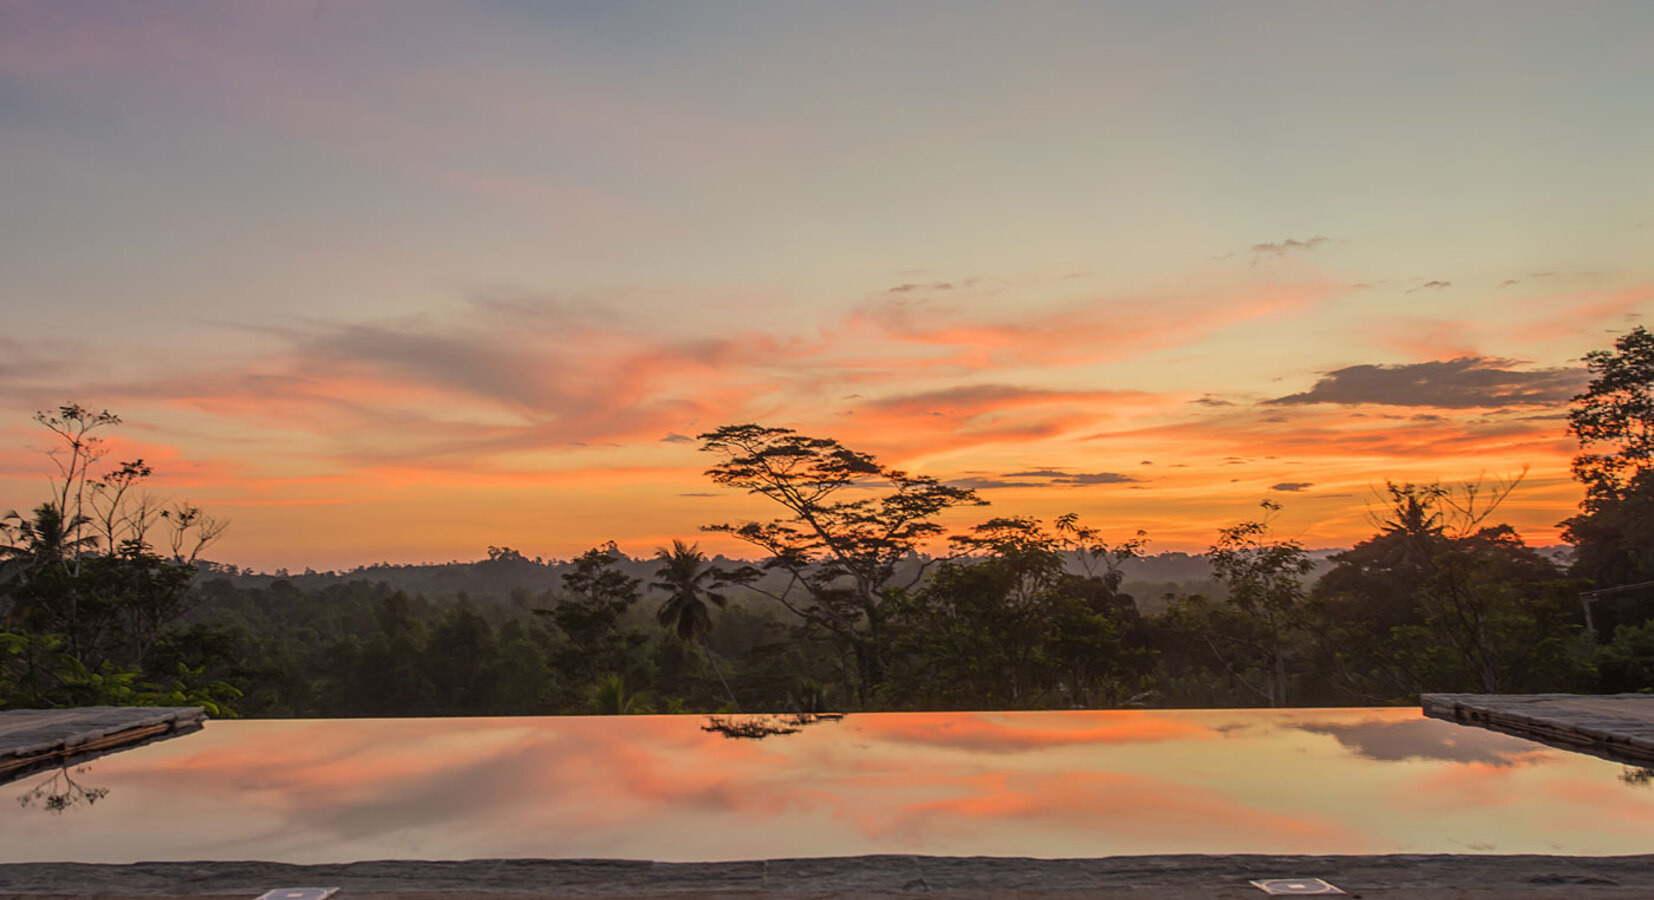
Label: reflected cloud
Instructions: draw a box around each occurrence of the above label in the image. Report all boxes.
[869,771,1373,853]
[1408,759,1544,812]
[4,711,1652,863]
[856,711,1216,753]
[1296,716,1548,766]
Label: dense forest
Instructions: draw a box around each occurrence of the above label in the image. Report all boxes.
[4,328,1654,717]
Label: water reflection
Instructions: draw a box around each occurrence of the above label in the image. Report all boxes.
[3,709,1652,863]
[1620,767,1654,787]
[1294,717,1545,766]
[15,765,108,813]
[702,712,845,740]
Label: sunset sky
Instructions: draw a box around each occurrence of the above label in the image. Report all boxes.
[2,1,1650,570]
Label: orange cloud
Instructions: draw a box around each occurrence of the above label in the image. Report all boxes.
[0,264,1603,565]
[856,711,1217,752]
[866,770,1374,853]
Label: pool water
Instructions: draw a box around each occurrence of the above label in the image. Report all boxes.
[4,708,1651,862]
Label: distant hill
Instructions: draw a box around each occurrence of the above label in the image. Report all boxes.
[198,542,1574,617]
[198,547,1352,616]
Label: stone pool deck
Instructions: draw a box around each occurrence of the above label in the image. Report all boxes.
[0,707,205,786]
[1422,692,1654,767]
[4,855,1654,900]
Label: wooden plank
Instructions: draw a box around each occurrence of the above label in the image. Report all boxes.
[1423,692,1654,768]
[0,706,205,785]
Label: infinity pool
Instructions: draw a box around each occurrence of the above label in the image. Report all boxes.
[4,708,1651,862]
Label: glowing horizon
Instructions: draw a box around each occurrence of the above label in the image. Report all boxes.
[1,2,1649,571]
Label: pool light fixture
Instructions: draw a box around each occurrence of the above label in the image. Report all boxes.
[1249,878,1345,895]
[255,890,340,900]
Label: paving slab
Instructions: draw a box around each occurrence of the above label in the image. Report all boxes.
[1422,692,1654,767]
[0,707,205,785]
[5,855,1654,900]
[763,857,930,893]
[644,860,768,894]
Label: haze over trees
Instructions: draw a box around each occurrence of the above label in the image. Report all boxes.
[6,328,1654,715]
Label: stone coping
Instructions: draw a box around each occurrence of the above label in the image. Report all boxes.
[0,708,205,786]
[1422,692,1654,767]
[4,855,1654,899]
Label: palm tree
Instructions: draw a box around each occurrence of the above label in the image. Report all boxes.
[1,503,97,585]
[652,540,740,711]
[590,673,650,715]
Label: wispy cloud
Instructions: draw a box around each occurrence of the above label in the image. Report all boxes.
[1371,317,1481,359]
[885,281,959,294]
[1248,236,1328,265]
[848,279,1337,369]
[948,468,1142,490]
[1504,285,1654,343]
[860,385,1139,418]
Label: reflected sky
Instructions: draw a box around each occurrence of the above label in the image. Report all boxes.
[3,709,1650,863]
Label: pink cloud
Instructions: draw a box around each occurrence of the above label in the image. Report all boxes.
[1504,285,1654,344]
[1373,316,1484,359]
[845,279,1338,369]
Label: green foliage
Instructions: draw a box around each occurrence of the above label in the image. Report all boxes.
[1565,467,1654,592]
[1569,325,1654,499]
[885,516,1152,709]
[1308,483,1590,701]
[652,540,744,710]
[1,628,242,713]
[1201,501,1313,707]
[1599,622,1654,692]
[590,673,653,715]
[2,404,231,713]
[2,410,1633,717]
[540,547,650,694]
[1565,326,1654,592]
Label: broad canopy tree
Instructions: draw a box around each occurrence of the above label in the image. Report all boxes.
[698,424,984,702]
[1565,326,1654,590]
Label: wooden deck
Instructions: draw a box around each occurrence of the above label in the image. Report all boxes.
[1422,692,1654,768]
[0,706,205,785]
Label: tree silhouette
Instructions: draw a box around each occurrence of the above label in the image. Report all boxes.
[698,424,983,704]
[1,503,96,586]
[1206,500,1313,707]
[652,540,742,711]
[2,406,232,710]
[1565,326,1654,590]
[1569,325,1654,499]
